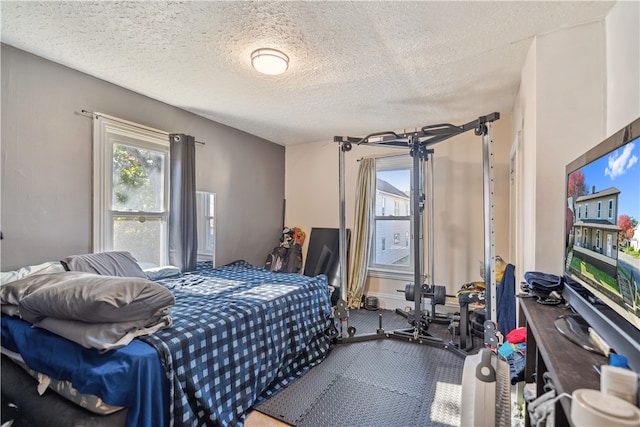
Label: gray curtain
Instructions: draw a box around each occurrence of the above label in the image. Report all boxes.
[169,133,197,271]
[347,158,375,309]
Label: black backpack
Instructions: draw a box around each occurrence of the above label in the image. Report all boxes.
[282,244,302,273]
[265,247,288,272]
[265,244,303,273]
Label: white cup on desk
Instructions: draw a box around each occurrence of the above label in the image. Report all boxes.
[571,388,640,426]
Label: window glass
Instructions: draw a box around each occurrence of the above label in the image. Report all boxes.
[112,144,165,212]
[370,156,413,272]
[113,216,165,264]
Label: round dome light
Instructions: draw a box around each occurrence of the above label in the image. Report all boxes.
[251,48,289,75]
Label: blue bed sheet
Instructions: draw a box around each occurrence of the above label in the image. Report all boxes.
[1,315,169,427]
[140,260,332,426]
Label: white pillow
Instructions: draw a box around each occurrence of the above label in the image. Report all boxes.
[1,261,65,285]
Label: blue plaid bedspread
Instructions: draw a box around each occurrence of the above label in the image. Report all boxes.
[139,260,332,426]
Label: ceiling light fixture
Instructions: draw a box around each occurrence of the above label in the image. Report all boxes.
[251,48,289,75]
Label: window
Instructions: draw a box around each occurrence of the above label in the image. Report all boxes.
[608,199,613,219]
[370,156,413,273]
[585,204,588,218]
[596,230,601,249]
[597,201,602,219]
[93,115,170,266]
[196,191,216,264]
[577,205,582,219]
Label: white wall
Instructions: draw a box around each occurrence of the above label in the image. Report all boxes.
[535,20,608,274]
[1,45,286,271]
[513,2,640,278]
[514,20,608,276]
[285,115,512,309]
[606,0,640,134]
[515,38,538,281]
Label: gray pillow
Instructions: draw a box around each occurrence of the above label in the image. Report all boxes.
[3,271,174,324]
[1,261,65,285]
[61,251,147,278]
[32,313,172,351]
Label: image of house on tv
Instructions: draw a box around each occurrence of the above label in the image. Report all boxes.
[569,186,640,310]
[573,186,622,261]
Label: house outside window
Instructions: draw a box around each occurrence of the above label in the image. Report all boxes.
[370,156,413,275]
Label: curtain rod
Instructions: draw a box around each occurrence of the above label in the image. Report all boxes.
[357,153,410,162]
[79,110,205,145]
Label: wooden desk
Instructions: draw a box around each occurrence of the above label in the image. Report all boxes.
[520,298,608,426]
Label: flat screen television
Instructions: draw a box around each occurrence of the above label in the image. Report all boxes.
[564,116,640,370]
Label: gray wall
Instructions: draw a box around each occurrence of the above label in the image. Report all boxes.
[1,44,285,271]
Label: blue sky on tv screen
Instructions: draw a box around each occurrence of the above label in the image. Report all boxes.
[577,136,640,221]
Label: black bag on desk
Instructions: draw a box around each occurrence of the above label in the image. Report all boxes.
[521,271,564,305]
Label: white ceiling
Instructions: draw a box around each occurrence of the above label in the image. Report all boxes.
[0,1,615,146]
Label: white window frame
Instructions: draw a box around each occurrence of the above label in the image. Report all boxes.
[368,155,415,279]
[597,201,602,219]
[93,114,170,265]
[608,199,614,219]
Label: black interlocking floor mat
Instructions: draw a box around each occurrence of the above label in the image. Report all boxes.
[255,309,465,427]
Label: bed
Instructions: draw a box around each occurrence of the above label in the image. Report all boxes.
[1,258,332,426]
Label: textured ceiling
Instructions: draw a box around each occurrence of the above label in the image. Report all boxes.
[0,1,615,146]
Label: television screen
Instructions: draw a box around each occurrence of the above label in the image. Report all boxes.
[565,118,640,332]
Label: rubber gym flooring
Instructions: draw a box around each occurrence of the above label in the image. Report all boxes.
[255,308,467,427]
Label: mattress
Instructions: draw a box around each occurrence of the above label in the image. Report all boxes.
[1,354,128,427]
[1,347,123,415]
[1,315,169,426]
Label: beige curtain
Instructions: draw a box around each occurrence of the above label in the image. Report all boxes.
[347,158,375,309]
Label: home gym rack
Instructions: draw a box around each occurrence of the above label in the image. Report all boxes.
[333,112,500,354]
